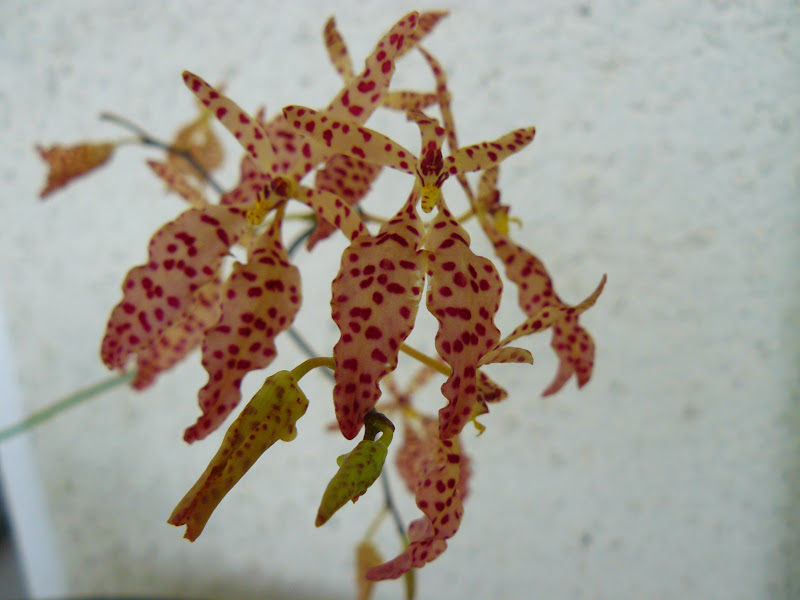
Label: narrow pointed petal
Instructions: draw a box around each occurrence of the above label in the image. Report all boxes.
[101,205,245,369]
[381,90,439,112]
[542,318,597,396]
[396,10,449,58]
[425,208,502,439]
[308,155,382,249]
[182,71,276,173]
[331,201,426,439]
[293,184,367,243]
[132,281,222,390]
[449,126,536,174]
[478,345,533,366]
[147,160,207,209]
[499,275,606,348]
[417,47,460,153]
[323,16,354,81]
[326,11,419,119]
[185,222,302,443]
[169,370,309,541]
[282,106,416,174]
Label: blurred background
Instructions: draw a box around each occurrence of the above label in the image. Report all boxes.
[1,1,798,599]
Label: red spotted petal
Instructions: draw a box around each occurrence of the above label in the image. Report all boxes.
[326,11,419,120]
[182,71,276,172]
[282,105,416,175]
[482,211,606,394]
[367,416,469,580]
[499,276,605,347]
[184,221,302,443]
[396,10,449,58]
[331,201,426,439]
[382,90,439,112]
[323,17,354,81]
[132,281,222,390]
[308,154,382,249]
[220,156,271,208]
[275,12,420,183]
[101,205,245,369]
[425,208,502,439]
[478,345,533,366]
[543,315,597,396]
[293,184,367,243]
[449,125,536,174]
[147,160,207,209]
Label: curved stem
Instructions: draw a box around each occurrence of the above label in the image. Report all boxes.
[100,111,225,195]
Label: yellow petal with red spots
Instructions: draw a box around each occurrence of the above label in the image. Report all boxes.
[182,71,276,173]
[101,205,246,370]
[367,416,469,580]
[331,201,426,439]
[184,221,302,443]
[425,208,502,439]
[168,370,308,541]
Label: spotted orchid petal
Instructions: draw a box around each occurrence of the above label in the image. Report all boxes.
[147,160,207,209]
[425,208,502,439]
[101,205,246,370]
[417,47,457,150]
[478,345,533,367]
[169,370,309,541]
[37,142,115,198]
[381,90,439,112]
[498,276,606,348]
[293,183,367,243]
[308,154,382,249]
[182,71,277,173]
[396,10,449,58]
[367,416,469,581]
[278,12,421,183]
[323,16,354,81]
[326,11,419,121]
[543,317,598,396]
[282,105,416,175]
[449,125,536,174]
[331,200,426,439]
[184,220,302,443]
[132,281,222,390]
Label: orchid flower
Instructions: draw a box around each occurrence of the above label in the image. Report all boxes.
[36,9,609,594]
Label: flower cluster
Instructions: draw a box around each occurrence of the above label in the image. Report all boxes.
[38,9,605,593]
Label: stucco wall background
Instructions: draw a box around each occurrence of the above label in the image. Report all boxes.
[0,1,798,599]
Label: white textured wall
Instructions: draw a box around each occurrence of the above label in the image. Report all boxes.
[1,1,798,599]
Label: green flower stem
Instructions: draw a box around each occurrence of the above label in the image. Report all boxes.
[0,371,135,443]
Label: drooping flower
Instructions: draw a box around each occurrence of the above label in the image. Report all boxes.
[37,142,116,198]
[103,12,440,441]
[366,415,470,580]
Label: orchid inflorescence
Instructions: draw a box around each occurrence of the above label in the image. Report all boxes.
[37,9,605,594]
